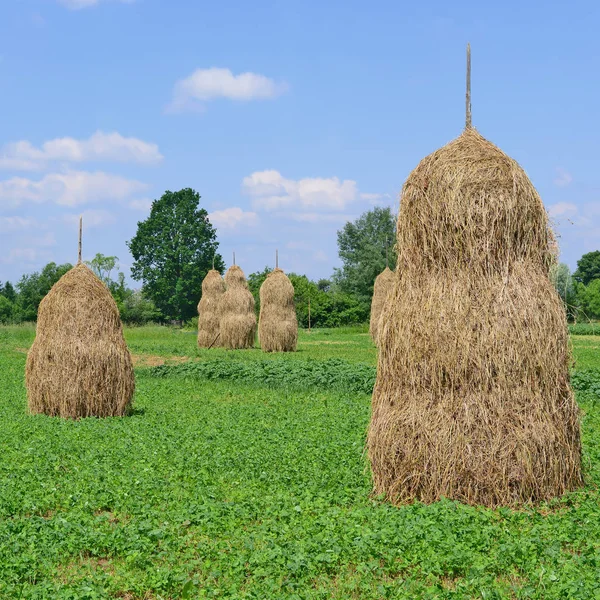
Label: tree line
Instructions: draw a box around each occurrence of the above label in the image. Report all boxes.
[3,186,593,326]
[0,189,396,327]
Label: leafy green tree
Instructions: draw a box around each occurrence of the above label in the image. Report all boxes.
[0,295,14,323]
[576,280,600,320]
[574,251,600,286]
[333,206,397,308]
[0,282,16,303]
[550,262,578,321]
[119,290,162,325]
[248,266,272,313]
[86,253,119,285]
[16,262,73,321]
[127,189,224,322]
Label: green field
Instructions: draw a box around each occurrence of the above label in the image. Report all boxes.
[2,326,600,599]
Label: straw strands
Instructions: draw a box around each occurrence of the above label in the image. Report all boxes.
[25,263,135,418]
[197,269,225,348]
[220,265,257,349]
[259,268,298,352]
[369,267,394,343]
[367,127,582,507]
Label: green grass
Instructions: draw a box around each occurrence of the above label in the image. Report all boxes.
[2,325,600,598]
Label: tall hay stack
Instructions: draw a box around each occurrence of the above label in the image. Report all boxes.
[367,51,582,508]
[197,269,225,348]
[220,265,257,349]
[258,268,298,352]
[26,263,135,418]
[369,267,394,343]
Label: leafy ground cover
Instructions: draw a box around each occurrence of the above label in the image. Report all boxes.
[1,325,600,598]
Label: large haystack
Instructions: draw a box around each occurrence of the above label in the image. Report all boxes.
[26,263,135,418]
[220,265,256,349]
[258,268,298,352]
[197,269,225,348]
[367,126,582,507]
[369,267,394,343]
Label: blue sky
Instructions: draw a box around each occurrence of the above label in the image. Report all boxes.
[1,0,599,286]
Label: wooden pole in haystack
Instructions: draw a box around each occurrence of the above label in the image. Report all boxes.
[367,44,582,508]
[78,215,82,264]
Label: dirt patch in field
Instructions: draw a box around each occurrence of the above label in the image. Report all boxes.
[131,354,190,367]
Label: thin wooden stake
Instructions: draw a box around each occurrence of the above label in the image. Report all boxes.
[212,255,215,270]
[385,237,389,269]
[276,249,279,269]
[466,43,472,129]
[208,332,221,349]
[233,251,236,266]
[78,215,82,264]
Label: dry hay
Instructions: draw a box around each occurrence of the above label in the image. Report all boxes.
[197,269,226,348]
[220,265,256,349]
[369,267,394,343]
[26,263,135,418]
[258,268,298,352]
[367,127,582,507]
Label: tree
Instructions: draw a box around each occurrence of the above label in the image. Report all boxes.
[86,253,119,285]
[550,262,578,321]
[0,296,14,323]
[576,280,600,320]
[16,262,73,321]
[1,282,16,303]
[127,189,224,322]
[573,251,600,286]
[333,206,397,308]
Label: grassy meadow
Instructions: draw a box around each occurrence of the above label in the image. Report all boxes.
[2,325,600,599]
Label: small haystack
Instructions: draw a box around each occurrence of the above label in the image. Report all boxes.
[26,263,135,418]
[259,268,298,352]
[369,267,394,343]
[220,265,256,349]
[197,270,226,348]
[367,46,582,507]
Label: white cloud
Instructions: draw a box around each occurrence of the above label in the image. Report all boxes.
[129,198,154,211]
[209,207,258,230]
[360,192,392,206]
[0,170,148,208]
[554,168,573,187]
[62,210,116,228]
[0,216,40,232]
[0,248,40,265]
[548,202,578,218]
[243,170,359,212]
[288,212,355,223]
[0,131,162,171]
[57,0,134,9]
[168,68,288,113]
[312,250,328,262]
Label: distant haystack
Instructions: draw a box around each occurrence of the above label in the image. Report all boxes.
[220,265,256,349]
[197,269,225,348]
[26,263,135,418]
[369,267,394,343]
[259,268,298,352]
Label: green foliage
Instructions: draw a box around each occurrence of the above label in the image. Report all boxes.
[15,262,73,321]
[0,296,14,323]
[333,206,397,308]
[569,322,600,336]
[151,357,376,394]
[0,281,16,303]
[85,253,119,285]
[573,251,600,286]
[1,325,600,597]
[550,263,578,321]
[127,189,225,322]
[575,280,600,320]
[119,289,163,325]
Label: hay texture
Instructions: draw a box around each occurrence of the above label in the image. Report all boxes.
[220,265,256,349]
[26,263,134,418]
[197,269,225,348]
[367,127,582,507]
[369,267,394,343]
[258,268,298,352]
